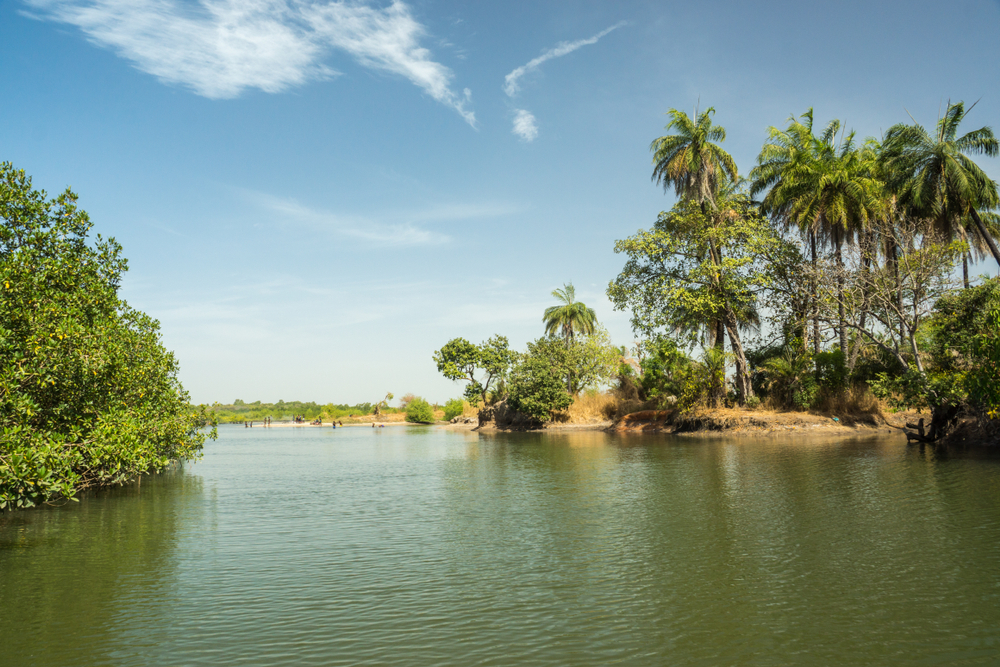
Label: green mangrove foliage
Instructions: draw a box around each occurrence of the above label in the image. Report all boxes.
[872,279,1000,417]
[0,163,214,510]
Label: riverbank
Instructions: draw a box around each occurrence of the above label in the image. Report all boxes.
[457,406,920,439]
[613,407,909,437]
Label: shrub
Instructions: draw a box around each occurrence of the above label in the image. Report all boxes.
[639,336,693,403]
[507,347,572,422]
[761,347,814,409]
[443,398,465,421]
[815,350,848,391]
[404,397,435,423]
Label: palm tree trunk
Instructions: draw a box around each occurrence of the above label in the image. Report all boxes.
[963,255,970,289]
[835,235,848,356]
[970,208,1000,266]
[810,231,820,355]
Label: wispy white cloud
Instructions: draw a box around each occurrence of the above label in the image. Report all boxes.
[24,0,475,125]
[511,109,538,142]
[249,191,449,246]
[503,21,626,97]
[243,191,520,247]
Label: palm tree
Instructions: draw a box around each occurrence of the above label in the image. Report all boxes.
[651,106,739,212]
[543,283,597,345]
[750,110,879,356]
[762,348,814,409]
[651,105,738,351]
[750,110,823,353]
[882,101,1000,267]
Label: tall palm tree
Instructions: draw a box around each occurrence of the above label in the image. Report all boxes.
[651,105,738,351]
[750,111,878,355]
[651,106,739,212]
[882,101,1000,267]
[543,283,597,345]
[750,110,823,353]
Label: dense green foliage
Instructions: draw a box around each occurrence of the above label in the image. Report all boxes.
[0,163,214,510]
[609,194,794,404]
[404,397,435,423]
[443,398,465,421]
[434,320,618,424]
[635,337,727,411]
[506,342,574,421]
[406,396,434,424]
[872,278,1000,415]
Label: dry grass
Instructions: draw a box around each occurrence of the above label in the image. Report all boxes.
[337,412,407,424]
[760,386,885,425]
[811,385,884,425]
[553,391,656,423]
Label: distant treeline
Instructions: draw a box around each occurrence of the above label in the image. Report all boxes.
[213,400,402,423]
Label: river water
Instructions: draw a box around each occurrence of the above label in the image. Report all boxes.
[2,425,999,666]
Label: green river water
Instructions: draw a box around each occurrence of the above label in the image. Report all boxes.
[2,425,999,666]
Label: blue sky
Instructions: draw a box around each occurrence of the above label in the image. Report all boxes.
[3,0,999,405]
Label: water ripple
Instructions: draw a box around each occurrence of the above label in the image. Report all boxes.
[2,427,1000,666]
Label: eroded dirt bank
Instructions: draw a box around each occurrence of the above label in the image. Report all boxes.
[613,408,913,438]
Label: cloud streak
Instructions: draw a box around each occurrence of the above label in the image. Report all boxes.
[250,191,449,247]
[503,21,626,97]
[24,0,475,125]
[511,109,538,142]
[244,191,520,247]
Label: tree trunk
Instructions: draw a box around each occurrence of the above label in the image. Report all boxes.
[724,309,752,406]
[908,327,924,375]
[963,254,970,289]
[848,241,872,372]
[970,207,1000,266]
[711,223,725,353]
[887,237,905,354]
[810,231,820,355]
[835,235,849,356]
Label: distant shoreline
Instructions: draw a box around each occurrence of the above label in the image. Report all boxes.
[230,420,416,428]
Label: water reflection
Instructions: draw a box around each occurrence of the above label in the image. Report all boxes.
[0,467,203,666]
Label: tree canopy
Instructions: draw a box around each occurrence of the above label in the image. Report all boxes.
[1,163,214,510]
[543,283,597,344]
